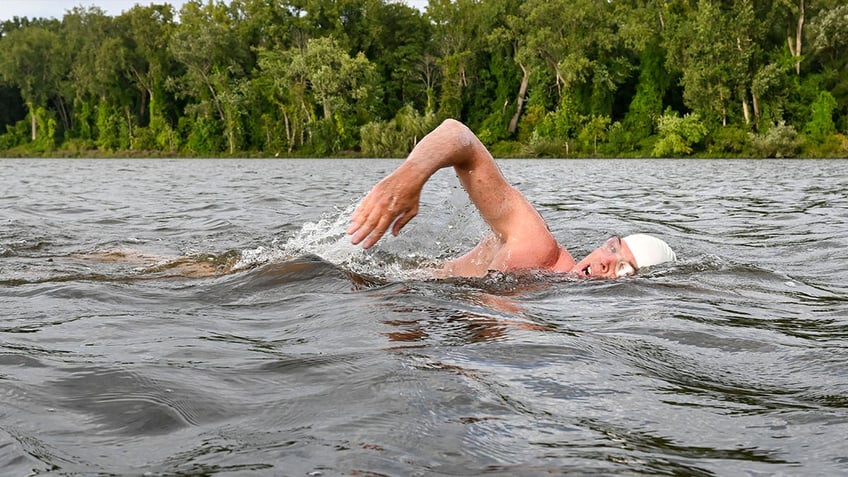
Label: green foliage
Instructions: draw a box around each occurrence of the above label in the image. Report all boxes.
[622,42,669,148]
[184,115,223,155]
[751,60,794,129]
[0,119,29,151]
[810,5,848,63]
[95,102,129,152]
[291,36,379,122]
[153,118,179,152]
[804,90,837,142]
[577,115,611,156]
[30,106,58,152]
[534,94,581,141]
[515,104,547,143]
[749,122,801,158]
[708,126,750,155]
[0,0,845,157]
[605,121,629,155]
[652,109,707,157]
[130,127,157,151]
[360,105,437,157]
[0,26,63,108]
[803,133,848,158]
[488,140,522,157]
[520,138,568,158]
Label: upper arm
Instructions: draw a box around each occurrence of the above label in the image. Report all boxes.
[377,119,561,271]
[446,125,560,269]
[450,129,552,246]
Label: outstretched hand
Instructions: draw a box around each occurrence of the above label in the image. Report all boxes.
[347,169,423,249]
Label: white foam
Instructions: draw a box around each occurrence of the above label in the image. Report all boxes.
[232,205,441,281]
[233,189,489,282]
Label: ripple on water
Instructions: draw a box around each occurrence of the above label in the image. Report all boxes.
[1,159,847,475]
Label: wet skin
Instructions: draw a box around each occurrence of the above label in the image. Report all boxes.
[572,235,639,279]
[348,119,643,280]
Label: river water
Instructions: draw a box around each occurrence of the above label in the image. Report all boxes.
[1,158,846,475]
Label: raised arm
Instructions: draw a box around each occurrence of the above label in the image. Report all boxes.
[348,120,565,273]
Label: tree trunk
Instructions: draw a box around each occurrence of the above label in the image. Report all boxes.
[742,98,750,125]
[787,0,804,75]
[795,0,804,75]
[144,88,153,125]
[125,106,134,143]
[55,96,71,133]
[283,108,292,153]
[29,103,37,141]
[322,101,332,121]
[508,62,529,134]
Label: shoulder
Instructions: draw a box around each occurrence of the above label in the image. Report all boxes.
[494,230,564,272]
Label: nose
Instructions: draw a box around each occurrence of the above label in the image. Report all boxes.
[591,260,609,276]
[594,255,621,277]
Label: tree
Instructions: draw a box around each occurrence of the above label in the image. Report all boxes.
[664,0,758,127]
[786,0,805,76]
[428,0,479,119]
[258,36,378,154]
[359,1,432,119]
[62,6,134,147]
[804,90,837,141]
[170,0,251,153]
[809,4,848,132]
[653,108,708,157]
[119,4,177,128]
[291,36,379,152]
[0,24,64,143]
[256,47,311,153]
[488,0,528,135]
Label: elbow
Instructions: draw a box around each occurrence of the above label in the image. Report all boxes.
[437,118,475,149]
[439,118,465,129]
[435,118,467,138]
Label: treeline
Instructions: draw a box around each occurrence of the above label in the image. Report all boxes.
[0,0,846,158]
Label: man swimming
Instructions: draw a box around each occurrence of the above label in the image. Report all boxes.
[347,119,675,278]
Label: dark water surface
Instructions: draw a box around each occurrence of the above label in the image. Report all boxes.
[1,158,846,476]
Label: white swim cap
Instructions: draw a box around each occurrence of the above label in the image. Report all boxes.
[622,234,676,269]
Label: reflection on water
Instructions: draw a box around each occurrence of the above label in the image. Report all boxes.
[1,158,847,475]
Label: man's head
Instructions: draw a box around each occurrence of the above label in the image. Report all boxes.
[573,234,676,279]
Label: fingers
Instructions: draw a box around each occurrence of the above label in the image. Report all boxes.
[356,212,394,249]
[347,177,418,248]
[392,207,417,236]
[348,196,390,247]
[347,204,367,236]
[347,192,376,238]
[349,203,414,248]
[362,216,393,249]
[391,212,406,237]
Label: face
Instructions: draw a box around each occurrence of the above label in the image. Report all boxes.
[573,235,638,279]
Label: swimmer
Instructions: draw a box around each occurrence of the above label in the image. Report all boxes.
[348,119,676,278]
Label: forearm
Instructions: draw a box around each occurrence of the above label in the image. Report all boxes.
[348,119,519,250]
[409,120,518,235]
[402,118,480,178]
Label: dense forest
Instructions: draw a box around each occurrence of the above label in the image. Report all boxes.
[0,0,846,158]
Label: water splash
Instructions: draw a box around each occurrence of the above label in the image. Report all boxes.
[234,205,440,281]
